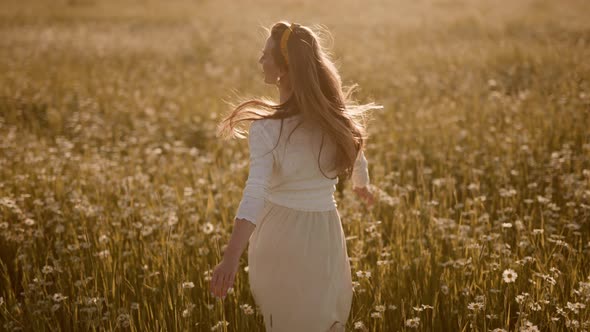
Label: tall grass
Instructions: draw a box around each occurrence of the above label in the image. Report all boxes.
[0,0,589,330]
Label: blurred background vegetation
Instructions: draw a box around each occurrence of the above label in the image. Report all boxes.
[0,0,589,331]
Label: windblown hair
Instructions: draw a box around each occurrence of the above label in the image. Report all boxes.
[217,21,382,180]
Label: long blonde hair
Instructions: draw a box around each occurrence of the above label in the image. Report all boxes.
[217,21,382,180]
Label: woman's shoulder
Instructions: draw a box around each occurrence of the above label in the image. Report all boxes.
[252,116,285,135]
[250,118,279,144]
[251,118,275,134]
[251,114,305,140]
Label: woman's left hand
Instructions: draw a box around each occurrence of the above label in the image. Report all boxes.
[210,258,239,299]
[353,185,376,208]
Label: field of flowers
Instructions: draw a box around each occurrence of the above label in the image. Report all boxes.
[0,0,589,331]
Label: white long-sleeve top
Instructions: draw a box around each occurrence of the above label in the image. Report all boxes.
[235,115,370,225]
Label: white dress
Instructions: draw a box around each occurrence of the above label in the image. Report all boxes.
[235,116,370,332]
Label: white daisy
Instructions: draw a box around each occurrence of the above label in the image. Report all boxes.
[503,269,518,283]
[405,317,420,328]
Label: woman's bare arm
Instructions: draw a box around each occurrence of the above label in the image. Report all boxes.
[222,218,256,264]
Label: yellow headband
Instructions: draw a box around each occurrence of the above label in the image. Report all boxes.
[280,23,298,65]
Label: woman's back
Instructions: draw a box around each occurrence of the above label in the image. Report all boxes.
[252,116,370,212]
[258,115,340,211]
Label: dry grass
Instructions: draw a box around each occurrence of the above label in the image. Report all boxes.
[0,0,589,330]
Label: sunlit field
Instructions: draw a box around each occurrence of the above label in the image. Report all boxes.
[1,0,589,330]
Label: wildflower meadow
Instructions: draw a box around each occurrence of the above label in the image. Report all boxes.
[0,0,589,331]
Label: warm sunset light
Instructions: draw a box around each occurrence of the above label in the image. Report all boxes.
[1,0,589,331]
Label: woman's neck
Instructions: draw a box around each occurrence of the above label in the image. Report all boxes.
[278,80,293,104]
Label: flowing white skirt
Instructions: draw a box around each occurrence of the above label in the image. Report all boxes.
[248,200,353,332]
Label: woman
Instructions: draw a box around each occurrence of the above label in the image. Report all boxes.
[211,21,381,331]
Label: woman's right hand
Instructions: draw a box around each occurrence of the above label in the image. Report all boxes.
[353,185,375,208]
